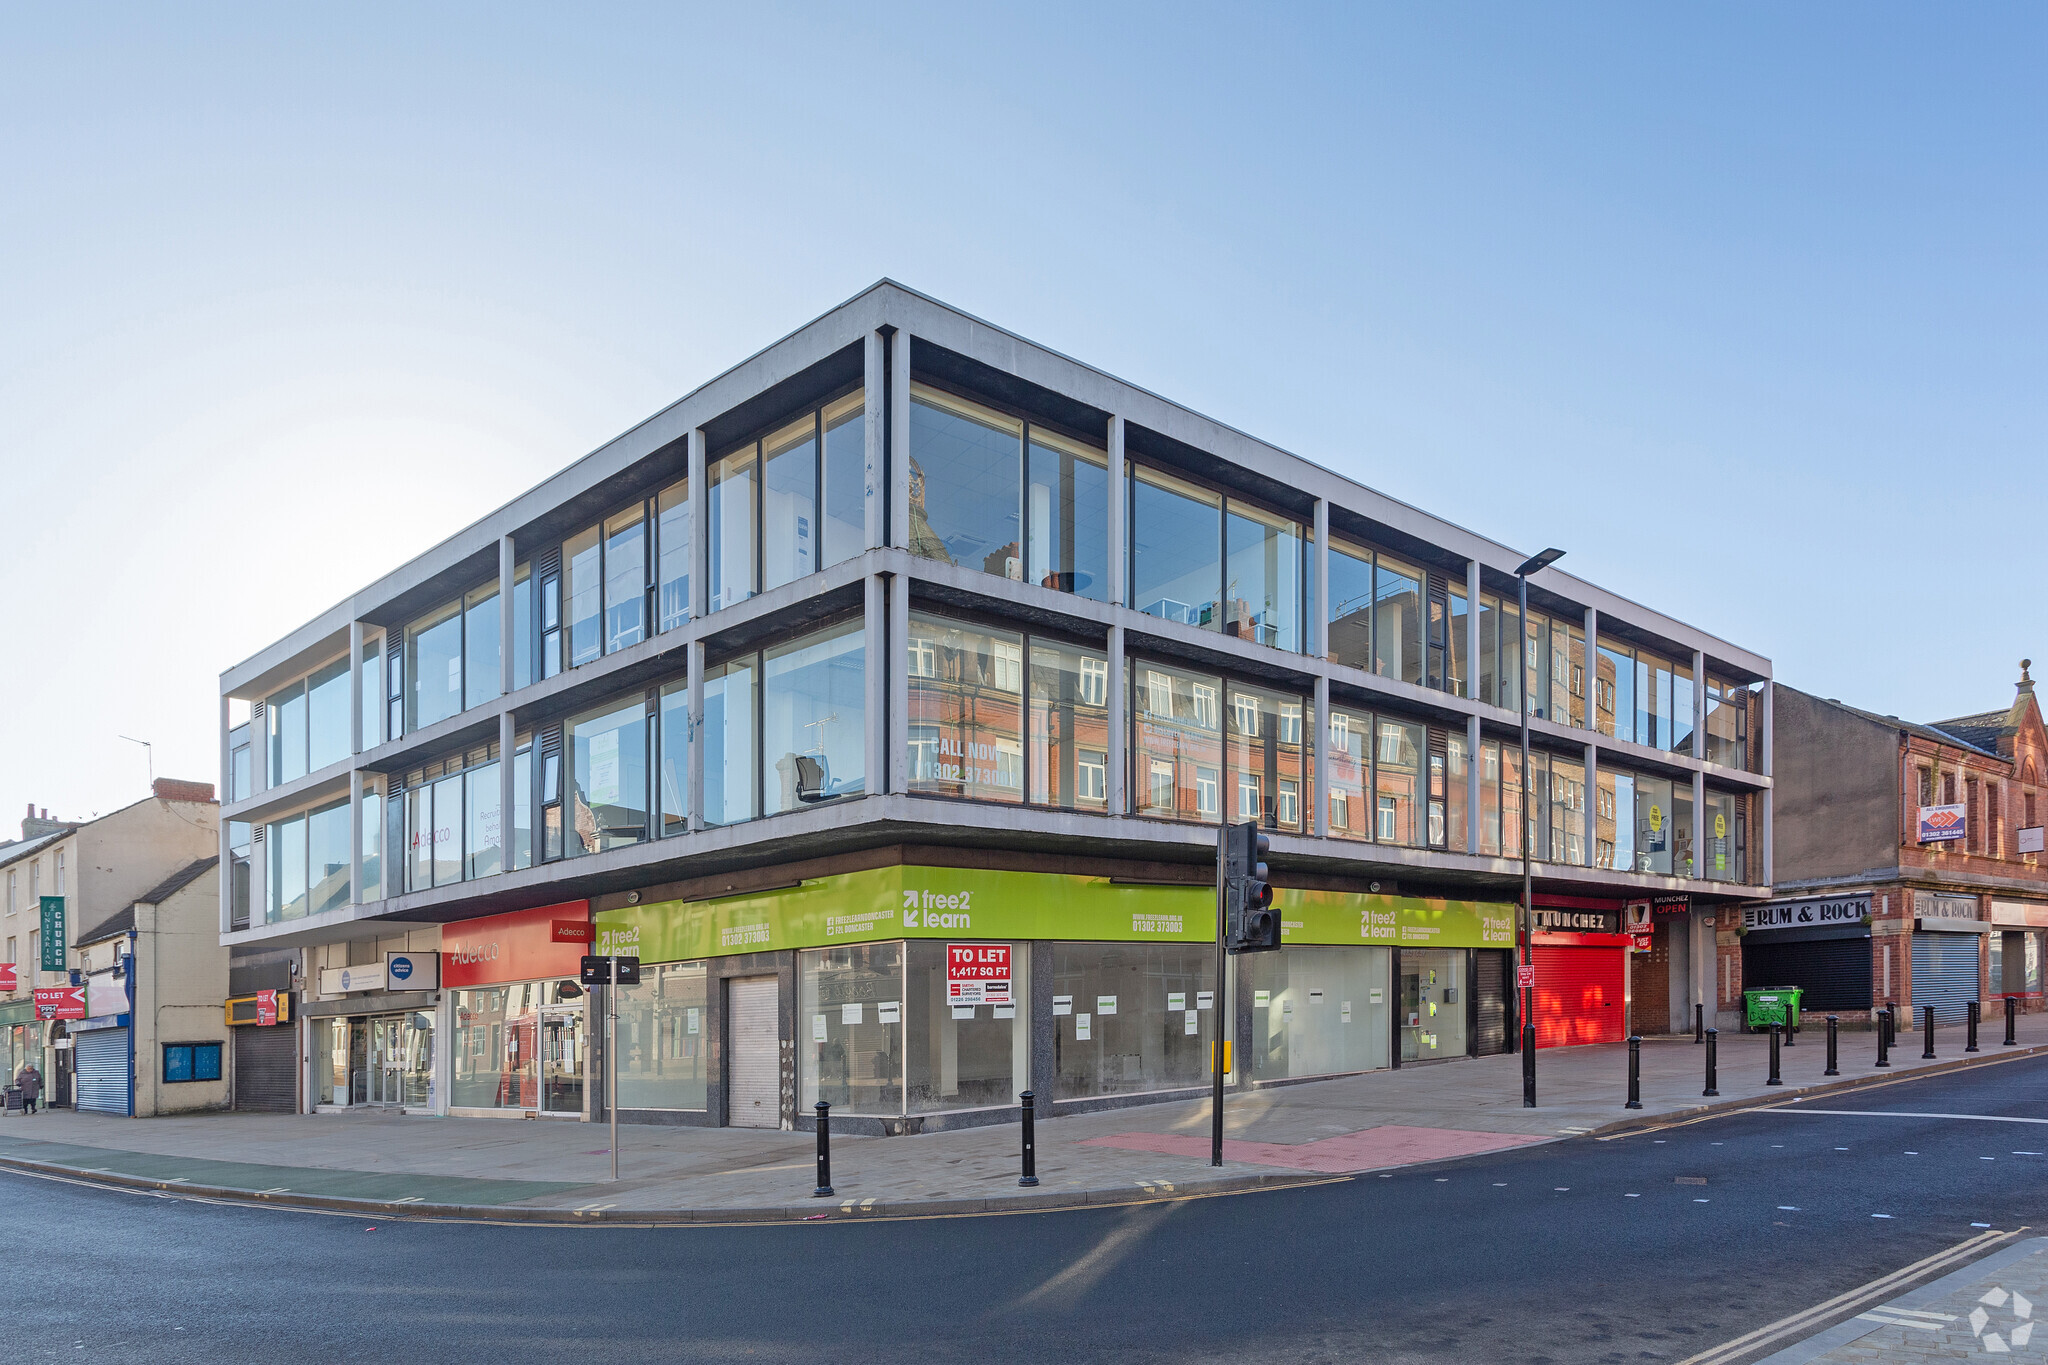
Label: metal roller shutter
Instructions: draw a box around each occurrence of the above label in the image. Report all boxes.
[1531,945,1627,1048]
[1742,938,1873,1013]
[233,1025,299,1113]
[1911,933,1981,1024]
[727,977,780,1129]
[1473,950,1508,1056]
[75,1029,131,1116]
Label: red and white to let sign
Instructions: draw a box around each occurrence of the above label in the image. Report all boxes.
[946,944,1012,1006]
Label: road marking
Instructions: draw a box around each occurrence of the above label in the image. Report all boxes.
[1769,1109,2048,1125]
[1872,1213,1894,1218]
[2016,1151,2044,1156]
[1779,1206,1800,1211]
[1856,1310,1951,1330]
[389,1196,425,1205]
[256,1187,291,1195]
[1625,1193,1640,1198]
[1554,1187,1570,1192]
[1434,1178,1449,1183]
[1671,1226,2022,1365]
[1493,1183,1507,1187]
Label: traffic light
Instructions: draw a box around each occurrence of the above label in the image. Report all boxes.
[1221,821,1278,953]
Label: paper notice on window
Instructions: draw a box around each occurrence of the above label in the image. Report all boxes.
[1167,992,1186,1011]
[811,1014,827,1042]
[687,1007,701,1035]
[878,1000,900,1025]
[1308,990,1324,1003]
[1052,995,1073,1016]
[1341,1002,1352,1024]
[993,1005,1015,1020]
[1369,988,1383,1004]
[1254,990,1272,1008]
[841,1003,862,1024]
[1096,996,1117,1016]
[1075,1013,1092,1041]
[1282,999,1293,1016]
[1184,1010,1198,1036]
[951,1005,975,1020]
[1196,991,1215,1011]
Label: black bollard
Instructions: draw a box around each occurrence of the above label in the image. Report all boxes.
[1923,1004,1937,1060]
[2007,995,2019,1047]
[1703,1028,1720,1097]
[1885,1002,1897,1051]
[1626,1036,1643,1109]
[1767,1023,1783,1085]
[813,1101,834,1197]
[1695,1003,1705,1044]
[1825,1015,1839,1076]
[1876,1008,1892,1068]
[1018,1090,1039,1187]
[1967,1000,1980,1053]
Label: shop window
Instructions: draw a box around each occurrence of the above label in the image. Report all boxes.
[163,1042,222,1084]
[1053,942,1217,1100]
[1399,950,1467,1061]
[453,984,543,1109]
[1245,946,1391,1080]
[904,940,1030,1114]
[399,745,504,891]
[616,963,709,1111]
[799,942,904,1117]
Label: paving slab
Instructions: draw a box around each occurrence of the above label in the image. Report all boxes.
[2,1013,2042,1221]
[1756,1234,2048,1363]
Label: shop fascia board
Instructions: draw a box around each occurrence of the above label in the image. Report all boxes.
[885,282,1771,682]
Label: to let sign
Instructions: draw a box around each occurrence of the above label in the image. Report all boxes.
[946,944,1013,1006]
[34,986,86,1020]
[1919,804,1967,844]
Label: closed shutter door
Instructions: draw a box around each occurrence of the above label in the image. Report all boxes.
[1531,945,1626,1048]
[1912,932,1981,1024]
[727,977,780,1129]
[75,1029,131,1115]
[234,1025,299,1113]
[1742,939,1873,1013]
[1473,950,1508,1056]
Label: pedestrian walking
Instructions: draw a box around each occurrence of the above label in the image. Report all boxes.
[15,1062,41,1116]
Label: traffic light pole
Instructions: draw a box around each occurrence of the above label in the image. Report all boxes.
[1211,829,1227,1168]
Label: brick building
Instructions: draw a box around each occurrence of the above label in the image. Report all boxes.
[1754,664,2048,1030]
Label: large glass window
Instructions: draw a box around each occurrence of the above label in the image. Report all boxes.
[1327,540,1422,684]
[907,615,1024,804]
[570,699,648,856]
[764,620,866,815]
[658,682,689,837]
[1549,755,1587,866]
[1705,678,1751,770]
[1132,661,1223,824]
[1447,585,1470,699]
[406,600,464,733]
[268,813,306,922]
[708,445,757,613]
[359,639,384,751]
[1500,743,1524,860]
[1596,644,1634,742]
[1131,466,1222,631]
[230,732,251,803]
[463,584,501,710]
[1245,947,1392,1080]
[465,761,502,880]
[1328,543,1374,671]
[905,940,1031,1113]
[1029,640,1110,811]
[511,566,533,692]
[1445,733,1469,852]
[1375,719,1424,846]
[1704,789,1741,881]
[616,962,709,1111]
[400,747,504,891]
[703,656,756,827]
[563,525,603,668]
[821,393,866,570]
[307,800,350,917]
[1671,661,1696,755]
[511,742,533,871]
[432,769,464,886]
[1400,949,1468,1062]
[762,414,818,592]
[1327,707,1371,842]
[357,780,382,902]
[1522,615,1552,721]
[605,507,648,654]
[1225,503,1302,650]
[656,479,691,632]
[1227,684,1309,833]
[452,984,542,1110]
[799,942,903,1117]
[1053,942,1218,1100]
[306,658,350,771]
[1026,427,1109,600]
[1553,620,1585,727]
[1595,769,1635,871]
[907,384,1024,577]
[1632,773,1676,876]
[267,679,307,785]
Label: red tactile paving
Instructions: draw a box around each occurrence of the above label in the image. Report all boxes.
[1077,1124,1550,1173]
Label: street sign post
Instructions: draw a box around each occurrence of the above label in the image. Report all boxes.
[578,954,641,1181]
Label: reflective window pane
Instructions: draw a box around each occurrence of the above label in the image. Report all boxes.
[764,621,865,815]
[466,762,502,880]
[1549,755,1587,866]
[905,940,1030,1113]
[1244,947,1391,1080]
[1445,733,1468,851]
[1227,684,1308,833]
[1130,466,1221,630]
[307,658,351,771]
[708,446,757,612]
[821,392,866,569]
[604,505,646,653]
[464,583,502,709]
[1028,641,1110,811]
[433,772,464,885]
[617,962,709,1110]
[1596,645,1633,742]
[1026,428,1109,600]
[407,600,463,732]
[270,814,307,922]
[307,800,350,916]
[564,525,602,668]
[512,568,532,691]
[800,942,904,1117]
[1053,942,1217,1100]
[1327,542,1374,671]
[907,614,1024,804]
[1326,707,1372,842]
[570,699,648,856]
[657,479,691,631]
[907,386,1023,577]
[511,746,532,871]
[268,681,306,785]
[658,681,689,837]
[703,658,756,827]
[762,415,817,592]
[1374,558,1423,685]
[1224,503,1302,652]
[1131,660,1222,824]
[1375,719,1424,846]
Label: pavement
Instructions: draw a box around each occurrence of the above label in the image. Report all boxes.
[3,1011,2044,1221]
[1756,1235,2048,1363]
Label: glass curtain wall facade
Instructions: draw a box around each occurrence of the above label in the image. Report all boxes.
[1324,706,1429,848]
[1130,466,1305,651]
[704,618,865,826]
[1327,540,1423,685]
[263,798,350,924]
[400,744,501,893]
[268,657,350,783]
[713,390,865,612]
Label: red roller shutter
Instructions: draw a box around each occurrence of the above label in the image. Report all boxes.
[1532,944,1627,1048]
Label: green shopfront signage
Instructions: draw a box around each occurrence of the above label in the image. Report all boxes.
[595,866,1516,965]
[39,897,64,971]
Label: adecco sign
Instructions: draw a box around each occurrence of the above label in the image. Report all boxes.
[441,902,589,989]
[1744,896,1869,932]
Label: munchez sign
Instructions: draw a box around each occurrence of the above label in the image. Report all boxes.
[1743,897,1868,932]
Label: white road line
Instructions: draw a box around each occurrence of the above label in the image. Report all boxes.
[1769,1109,2048,1124]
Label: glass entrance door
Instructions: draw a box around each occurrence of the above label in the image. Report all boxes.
[539,1008,584,1115]
[366,1016,406,1104]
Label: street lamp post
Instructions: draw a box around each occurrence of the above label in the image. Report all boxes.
[1514,547,1565,1108]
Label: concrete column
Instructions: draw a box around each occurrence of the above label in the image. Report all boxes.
[1583,608,1599,731]
[889,330,912,550]
[1107,625,1128,815]
[1311,498,1329,660]
[348,768,364,905]
[888,573,910,793]
[1692,650,1707,759]
[865,575,888,799]
[1106,416,1127,607]
[499,534,516,696]
[864,331,886,550]
[1464,559,1481,699]
[689,429,709,621]
[1312,674,1330,837]
[348,620,365,754]
[499,711,516,876]
[687,638,706,832]
[1584,743,1599,866]
[1466,714,1482,854]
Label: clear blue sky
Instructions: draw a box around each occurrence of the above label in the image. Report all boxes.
[4,4,2043,825]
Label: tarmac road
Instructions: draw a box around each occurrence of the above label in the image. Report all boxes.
[7,1054,2048,1364]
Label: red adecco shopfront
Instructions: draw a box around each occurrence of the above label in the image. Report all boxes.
[1530,896,1632,1048]
[441,903,592,1119]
